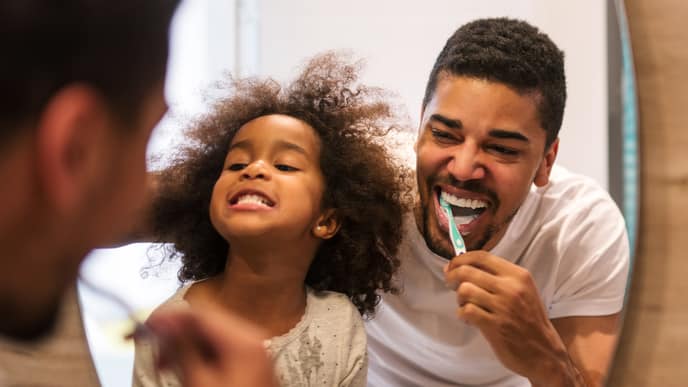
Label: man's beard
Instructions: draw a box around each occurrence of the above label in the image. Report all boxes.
[0,296,61,342]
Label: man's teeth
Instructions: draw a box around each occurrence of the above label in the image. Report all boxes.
[236,194,270,206]
[440,191,487,209]
[454,215,477,227]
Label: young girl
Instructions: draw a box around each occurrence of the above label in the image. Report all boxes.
[132,52,412,387]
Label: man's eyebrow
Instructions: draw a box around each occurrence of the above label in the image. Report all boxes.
[429,114,462,129]
[430,114,530,143]
[488,129,530,143]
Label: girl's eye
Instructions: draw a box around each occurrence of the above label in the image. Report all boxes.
[275,164,298,172]
[228,163,247,171]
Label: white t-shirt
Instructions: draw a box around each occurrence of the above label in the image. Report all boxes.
[133,285,367,387]
[366,165,630,387]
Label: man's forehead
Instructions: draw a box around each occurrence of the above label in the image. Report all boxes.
[421,76,548,146]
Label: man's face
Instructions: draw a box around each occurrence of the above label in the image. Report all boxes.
[89,83,168,245]
[0,83,167,341]
[414,75,557,258]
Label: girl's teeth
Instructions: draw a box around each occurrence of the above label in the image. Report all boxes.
[237,194,269,206]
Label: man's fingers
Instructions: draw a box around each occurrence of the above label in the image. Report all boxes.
[444,263,499,292]
[457,301,492,326]
[456,281,496,312]
[446,250,512,275]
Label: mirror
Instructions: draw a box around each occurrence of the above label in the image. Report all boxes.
[608,0,639,259]
[76,0,639,386]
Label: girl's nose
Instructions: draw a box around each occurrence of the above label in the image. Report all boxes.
[241,160,271,180]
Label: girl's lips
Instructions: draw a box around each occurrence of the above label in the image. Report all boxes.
[228,201,274,211]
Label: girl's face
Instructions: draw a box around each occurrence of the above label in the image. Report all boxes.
[209,114,333,244]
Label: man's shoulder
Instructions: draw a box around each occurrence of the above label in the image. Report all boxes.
[532,164,621,220]
[498,164,627,261]
[543,165,609,197]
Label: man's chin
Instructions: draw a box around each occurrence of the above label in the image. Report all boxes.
[0,300,61,342]
[422,214,493,258]
[422,222,458,260]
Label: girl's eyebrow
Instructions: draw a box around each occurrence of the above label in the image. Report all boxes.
[275,140,309,156]
[228,140,251,152]
[228,139,309,155]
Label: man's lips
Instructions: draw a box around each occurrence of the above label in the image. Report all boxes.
[435,184,493,206]
[433,187,490,235]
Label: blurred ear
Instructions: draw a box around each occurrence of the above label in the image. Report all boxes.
[312,209,340,240]
[35,84,112,214]
[534,138,559,187]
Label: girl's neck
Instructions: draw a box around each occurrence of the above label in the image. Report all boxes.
[187,244,315,338]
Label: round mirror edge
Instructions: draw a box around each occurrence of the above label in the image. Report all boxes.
[608,0,640,267]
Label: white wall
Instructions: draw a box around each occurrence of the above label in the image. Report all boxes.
[254,0,609,188]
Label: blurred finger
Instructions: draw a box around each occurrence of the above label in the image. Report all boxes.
[146,305,277,387]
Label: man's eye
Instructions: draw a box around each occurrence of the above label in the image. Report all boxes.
[228,163,247,171]
[430,128,456,142]
[275,164,298,172]
[488,145,519,156]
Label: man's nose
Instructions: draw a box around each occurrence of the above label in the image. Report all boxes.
[241,160,271,180]
[447,144,486,181]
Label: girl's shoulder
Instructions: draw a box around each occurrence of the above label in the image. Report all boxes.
[269,288,366,351]
[144,283,193,322]
[306,288,363,324]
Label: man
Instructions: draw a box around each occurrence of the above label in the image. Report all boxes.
[365,18,629,387]
[0,1,274,386]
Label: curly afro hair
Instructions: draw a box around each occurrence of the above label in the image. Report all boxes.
[151,52,413,317]
[423,17,566,148]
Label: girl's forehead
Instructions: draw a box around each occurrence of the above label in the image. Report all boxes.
[230,114,321,154]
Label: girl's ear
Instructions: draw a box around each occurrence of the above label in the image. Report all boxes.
[312,209,340,240]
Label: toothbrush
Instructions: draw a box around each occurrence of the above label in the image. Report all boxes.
[439,196,466,256]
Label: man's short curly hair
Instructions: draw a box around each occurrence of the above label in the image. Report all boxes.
[1,0,179,143]
[423,18,566,147]
[152,52,413,317]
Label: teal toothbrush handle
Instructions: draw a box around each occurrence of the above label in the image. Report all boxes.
[439,197,466,255]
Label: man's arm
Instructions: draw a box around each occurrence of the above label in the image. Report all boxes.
[444,251,621,387]
[550,314,621,387]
